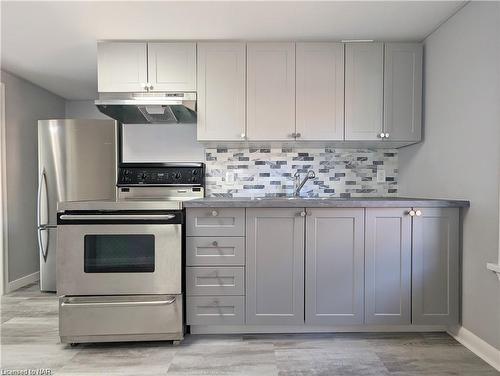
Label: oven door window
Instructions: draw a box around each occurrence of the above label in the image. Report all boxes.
[84,235,155,273]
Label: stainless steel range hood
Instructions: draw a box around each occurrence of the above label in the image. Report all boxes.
[95,92,196,124]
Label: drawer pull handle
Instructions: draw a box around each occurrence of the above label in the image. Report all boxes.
[211,210,219,217]
[212,241,218,247]
[61,297,176,307]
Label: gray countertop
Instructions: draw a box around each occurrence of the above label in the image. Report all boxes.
[183,197,470,208]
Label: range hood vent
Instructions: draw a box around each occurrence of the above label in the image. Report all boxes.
[95,92,196,124]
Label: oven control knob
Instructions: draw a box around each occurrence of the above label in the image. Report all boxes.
[175,172,182,180]
[140,173,147,180]
[192,169,198,176]
[191,177,197,183]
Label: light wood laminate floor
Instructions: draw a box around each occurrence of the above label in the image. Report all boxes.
[1,283,498,375]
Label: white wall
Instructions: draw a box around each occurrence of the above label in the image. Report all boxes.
[66,100,205,162]
[399,2,500,350]
[0,71,66,283]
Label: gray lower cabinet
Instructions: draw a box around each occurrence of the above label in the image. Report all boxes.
[412,208,459,325]
[246,208,305,324]
[186,296,245,325]
[186,208,245,237]
[186,267,245,296]
[365,208,412,325]
[305,208,365,325]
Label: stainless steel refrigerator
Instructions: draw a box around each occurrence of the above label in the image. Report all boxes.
[37,119,117,292]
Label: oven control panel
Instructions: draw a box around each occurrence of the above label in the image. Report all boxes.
[117,164,205,186]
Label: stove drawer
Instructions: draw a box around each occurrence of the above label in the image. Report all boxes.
[186,237,245,266]
[186,296,244,325]
[187,267,245,296]
[186,208,245,236]
[59,295,182,340]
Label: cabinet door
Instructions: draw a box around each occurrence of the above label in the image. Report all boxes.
[97,42,148,92]
[246,208,304,324]
[197,43,246,141]
[305,208,364,325]
[412,208,459,325]
[345,43,384,140]
[147,42,196,92]
[365,208,411,324]
[384,43,423,142]
[247,43,295,141]
[296,43,344,141]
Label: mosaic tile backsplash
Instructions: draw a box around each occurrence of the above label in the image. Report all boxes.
[205,148,398,198]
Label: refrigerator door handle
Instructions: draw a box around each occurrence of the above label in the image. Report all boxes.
[37,169,48,227]
[37,227,49,262]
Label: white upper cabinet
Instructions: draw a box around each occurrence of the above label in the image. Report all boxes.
[296,43,344,141]
[147,42,196,92]
[97,41,196,93]
[197,43,246,141]
[97,42,148,92]
[384,43,423,142]
[247,43,295,141]
[345,43,384,141]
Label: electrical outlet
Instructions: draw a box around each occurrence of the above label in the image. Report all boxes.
[225,172,235,186]
[376,169,386,183]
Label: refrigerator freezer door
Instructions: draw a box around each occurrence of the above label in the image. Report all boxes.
[38,119,117,292]
[38,119,117,226]
[39,226,57,292]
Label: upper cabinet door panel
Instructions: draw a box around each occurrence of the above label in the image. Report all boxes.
[197,43,246,141]
[147,42,196,92]
[97,42,148,92]
[247,43,295,141]
[296,43,344,141]
[384,43,423,142]
[345,43,384,141]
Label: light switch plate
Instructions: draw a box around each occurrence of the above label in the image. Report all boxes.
[376,169,386,183]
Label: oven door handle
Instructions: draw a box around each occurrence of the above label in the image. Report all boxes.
[61,297,176,308]
[59,214,176,221]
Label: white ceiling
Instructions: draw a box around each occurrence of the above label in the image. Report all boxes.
[1,1,466,100]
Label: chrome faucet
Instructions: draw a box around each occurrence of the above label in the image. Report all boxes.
[293,170,316,197]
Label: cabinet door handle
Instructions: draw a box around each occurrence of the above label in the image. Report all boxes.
[291,132,297,138]
[378,132,386,139]
[295,133,301,138]
[385,133,390,138]
[149,84,154,90]
[408,210,416,217]
[415,210,422,217]
[240,133,246,139]
[143,83,149,91]
[299,211,306,217]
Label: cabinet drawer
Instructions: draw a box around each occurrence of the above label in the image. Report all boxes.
[59,295,182,339]
[186,237,245,266]
[186,296,244,325]
[186,208,245,236]
[187,267,244,296]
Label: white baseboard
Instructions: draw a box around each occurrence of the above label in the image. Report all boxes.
[7,271,39,293]
[448,325,500,371]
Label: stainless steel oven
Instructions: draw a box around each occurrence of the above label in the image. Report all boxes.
[57,209,182,296]
[56,163,205,344]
